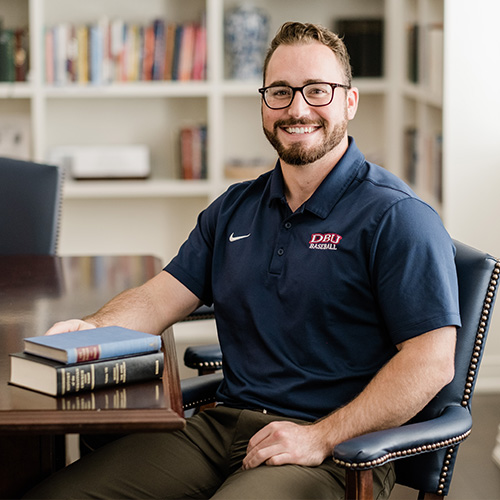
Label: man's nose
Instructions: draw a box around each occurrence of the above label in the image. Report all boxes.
[287,90,311,117]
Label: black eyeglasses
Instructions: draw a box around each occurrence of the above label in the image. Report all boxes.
[258,82,350,110]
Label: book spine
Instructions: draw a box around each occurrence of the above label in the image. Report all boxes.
[58,352,164,395]
[69,335,162,363]
[0,28,15,82]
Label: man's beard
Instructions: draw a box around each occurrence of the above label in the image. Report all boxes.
[263,116,347,166]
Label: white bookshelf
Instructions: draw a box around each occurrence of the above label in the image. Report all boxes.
[0,0,443,261]
[3,0,500,385]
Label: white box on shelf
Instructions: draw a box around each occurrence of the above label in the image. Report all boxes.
[49,145,150,179]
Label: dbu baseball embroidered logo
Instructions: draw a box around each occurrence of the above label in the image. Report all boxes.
[309,233,342,250]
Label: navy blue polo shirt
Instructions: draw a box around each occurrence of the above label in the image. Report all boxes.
[165,138,461,421]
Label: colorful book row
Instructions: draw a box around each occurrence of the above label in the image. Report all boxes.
[45,17,206,85]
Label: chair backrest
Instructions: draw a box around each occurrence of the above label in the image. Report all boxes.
[395,240,499,496]
[0,157,63,255]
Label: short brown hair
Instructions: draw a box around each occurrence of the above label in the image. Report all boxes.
[262,22,352,87]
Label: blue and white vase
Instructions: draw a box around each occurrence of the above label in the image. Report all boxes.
[224,3,270,80]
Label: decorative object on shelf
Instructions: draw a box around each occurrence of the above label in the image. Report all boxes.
[49,145,150,180]
[224,3,269,80]
[224,158,273,181]
[0,115,30,160]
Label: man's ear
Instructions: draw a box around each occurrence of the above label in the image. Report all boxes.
[346,87,359,121]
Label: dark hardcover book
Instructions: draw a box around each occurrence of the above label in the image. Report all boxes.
[14,28,29,82]
[336,18,384,78]
[403,127,418,186]
[407,23,419,83]
[171,24,184,81]
[0,27,15,82]
[152,19,165,80]
[23,326,162,364]
[9,351,164,396]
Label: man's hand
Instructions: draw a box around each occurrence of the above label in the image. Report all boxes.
[242,421,330,469]
[45,319,96,335]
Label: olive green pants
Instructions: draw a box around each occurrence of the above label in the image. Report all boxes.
[25,406,395,499]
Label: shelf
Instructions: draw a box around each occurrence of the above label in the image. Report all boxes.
[43,81,211,99]
[0,79,388,101]
[63,178,212,199]
[222,80,261,96]
[352,78,388,94]
[0,83,34,98]
[402,82,442,108]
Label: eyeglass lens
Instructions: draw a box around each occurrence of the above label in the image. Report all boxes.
[264,83,334,109]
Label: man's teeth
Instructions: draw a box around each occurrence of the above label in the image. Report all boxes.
[285,126,316,134]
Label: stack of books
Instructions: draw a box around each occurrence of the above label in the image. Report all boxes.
[9,326,164,397]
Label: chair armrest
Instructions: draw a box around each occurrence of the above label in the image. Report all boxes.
[184,344,223,371]
[180,372,223,410]
[333,405,472,470]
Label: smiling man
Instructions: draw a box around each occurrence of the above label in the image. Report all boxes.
[26,23,460,500]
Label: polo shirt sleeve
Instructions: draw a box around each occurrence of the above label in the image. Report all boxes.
[370,197,461,345]
[163,200,220,306]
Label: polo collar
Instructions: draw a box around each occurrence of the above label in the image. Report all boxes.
[268,137,366,219]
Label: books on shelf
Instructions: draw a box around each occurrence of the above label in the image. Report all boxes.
[9,351,163,397]
[179,125,207,180]
[0,19,29,82]
[44,17,206,85]
[403,126,442,203]
[335,18,384,78]
[406,21,443,94]
[23,326,161,363]
[10,326,164,396]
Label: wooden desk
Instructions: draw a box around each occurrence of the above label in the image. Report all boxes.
[0,255,185,498]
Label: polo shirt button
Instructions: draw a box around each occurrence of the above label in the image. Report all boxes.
[277,248,285,256]
[284,222,292,229]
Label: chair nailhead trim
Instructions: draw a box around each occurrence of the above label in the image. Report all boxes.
[461,259,500,407]
[182,396,217,410]
[332,431,471,470]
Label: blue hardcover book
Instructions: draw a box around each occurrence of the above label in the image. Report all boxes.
[23,326,162,364]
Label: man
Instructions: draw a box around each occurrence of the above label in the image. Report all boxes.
[27,22,460,499]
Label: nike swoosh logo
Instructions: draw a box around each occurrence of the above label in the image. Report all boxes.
[229,232,251,242]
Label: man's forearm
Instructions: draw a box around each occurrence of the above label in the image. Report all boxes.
[84,271,203,334]
[83,285,165,333]
[313,326,457,453]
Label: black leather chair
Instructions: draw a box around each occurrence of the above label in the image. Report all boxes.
[180,240,500,499]
[0,157,63,255]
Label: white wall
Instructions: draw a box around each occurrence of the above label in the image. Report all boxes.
[443,0,500,390]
